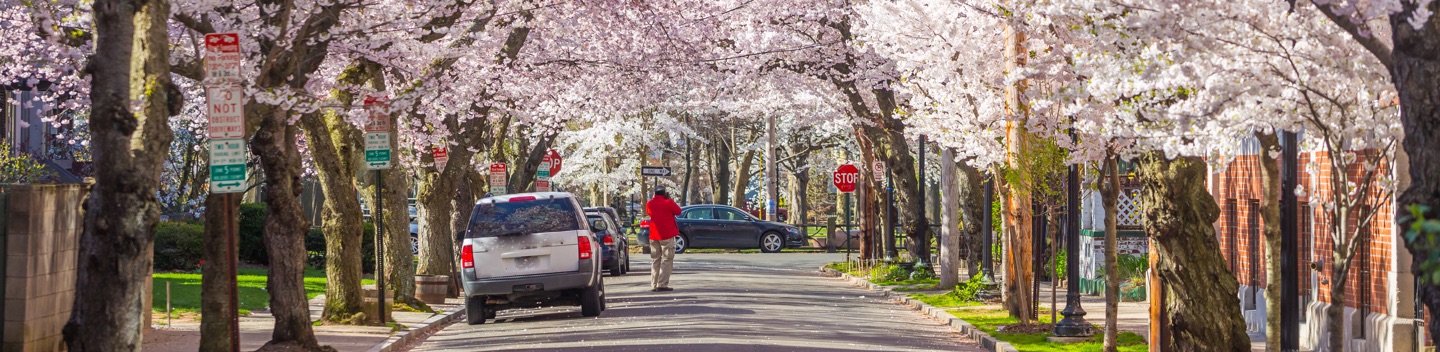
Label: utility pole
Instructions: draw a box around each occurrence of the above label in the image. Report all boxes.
[917,135,930,266]
[1280,130,1299,351]
[766,114,778,221]
[884,165,897,261]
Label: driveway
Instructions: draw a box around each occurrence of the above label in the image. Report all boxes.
[409,253,983,352]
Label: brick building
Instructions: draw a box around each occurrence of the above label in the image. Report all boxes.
[1206,137,1420,351]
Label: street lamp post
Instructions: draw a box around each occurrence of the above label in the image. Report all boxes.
[977,176,999,300]
[917,135,929,267]
[1280,130,1299,351]
[1054,128,1092,337]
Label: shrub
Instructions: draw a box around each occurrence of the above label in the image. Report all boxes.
[305,222,377,273]
[238,203,269,264]
[953,273,988,302]
[154,221,205,271]
[0,141,56,184]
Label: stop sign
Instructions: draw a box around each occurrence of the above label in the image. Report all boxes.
[833,164,859,193]
[543,149,562,176]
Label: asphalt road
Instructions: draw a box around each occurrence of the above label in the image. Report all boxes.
[409,253,984,352]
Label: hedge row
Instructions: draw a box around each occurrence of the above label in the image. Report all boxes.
[154,202,378,272]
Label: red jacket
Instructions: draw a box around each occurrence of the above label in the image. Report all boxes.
[646,195,682,241]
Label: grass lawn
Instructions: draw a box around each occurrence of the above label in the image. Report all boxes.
[908,292,985,307]
[949,308,1148,352]
[152,268,373,317]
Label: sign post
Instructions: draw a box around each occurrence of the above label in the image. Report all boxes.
[833,164,859,260]
[432,147,449,171]
[203,32,244,352]
[489,163,508,195]
[537,162,552,192]
[363,96,390,324]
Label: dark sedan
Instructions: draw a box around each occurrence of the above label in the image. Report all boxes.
[666,204,806,253]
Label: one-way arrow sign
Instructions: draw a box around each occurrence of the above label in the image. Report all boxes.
[640,166,672,177]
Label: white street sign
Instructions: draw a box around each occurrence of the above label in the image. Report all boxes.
[536,161,552,192]
[209,139,248,193]
[489,163,508,195]
[365,132,392,170]
[873,161,886,179]
[206,85,244,139]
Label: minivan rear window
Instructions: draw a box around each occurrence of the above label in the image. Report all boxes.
[467,198,581,238]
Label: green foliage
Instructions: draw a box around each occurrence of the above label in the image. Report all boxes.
[305,223,378,273]
[239,203,270,264]
[909,262,935,280]
[1402,205,1440,284]
[954,273,989,302]
[949,308,1149,352]
[1118,254,1149,281]
[151,267,372,316]
[0,141,55,184]
[1053,249,1067,280]
[999,136,1068,200]
[154,221,205,271]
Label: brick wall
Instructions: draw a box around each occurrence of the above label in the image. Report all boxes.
[1,184,87,352]
[1209,150,1392,316]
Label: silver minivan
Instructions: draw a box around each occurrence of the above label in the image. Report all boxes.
[459,192,605,325]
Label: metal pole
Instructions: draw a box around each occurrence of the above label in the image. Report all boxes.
[1054,125,1092,336]
[166,281,171,328]
[846,192,853,260]
[884,166,896,261]
[228,193,239,352]
[978,177,998,300]
[917,135,929,267]
[376,170,387,324]
[1280,130,1299,351]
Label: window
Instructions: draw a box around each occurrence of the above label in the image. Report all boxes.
[682,208,714,220]
[716,208,749,221]
[466,198,581,238]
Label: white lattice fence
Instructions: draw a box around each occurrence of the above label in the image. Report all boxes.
[1119,187,1142,228]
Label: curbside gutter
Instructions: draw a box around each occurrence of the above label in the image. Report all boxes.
[819,266,1020,352]
[365,308,465,352]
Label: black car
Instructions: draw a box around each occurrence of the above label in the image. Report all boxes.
[670,204,806,253]
[585,210,630,276]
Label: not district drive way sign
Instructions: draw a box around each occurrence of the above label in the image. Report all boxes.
[364,97,392,170]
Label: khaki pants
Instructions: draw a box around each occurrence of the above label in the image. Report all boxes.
[649,238,675,289]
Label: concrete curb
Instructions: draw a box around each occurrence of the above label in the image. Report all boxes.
[365,307,465,352]
[818,266,1020,352]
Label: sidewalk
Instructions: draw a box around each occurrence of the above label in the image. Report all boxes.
[143,294,462,352]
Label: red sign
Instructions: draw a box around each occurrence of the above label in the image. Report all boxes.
[833,164,859,193]
[432,147,449,170]
[203,33,242,84]
[543,149,562,176]
[363,96,390,132]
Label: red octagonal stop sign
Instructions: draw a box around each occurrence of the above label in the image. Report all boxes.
[833,164,859,193]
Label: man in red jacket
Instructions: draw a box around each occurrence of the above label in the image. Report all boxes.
[646,185,682,292]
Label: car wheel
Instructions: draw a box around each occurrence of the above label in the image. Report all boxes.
[609,258,622,276]
[622,250,631,274]
[581,281,603,317]
[410,234,420,255]
[466,296,487,325]
[760,232,784,253]
[674,235,689,254]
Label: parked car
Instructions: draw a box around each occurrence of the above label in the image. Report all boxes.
[409,221,419,255]
[459,192,605,325]
[585,210,630,276]
[663,204,805,254]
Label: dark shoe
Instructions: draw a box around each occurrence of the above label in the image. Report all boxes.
[656,287,674,292]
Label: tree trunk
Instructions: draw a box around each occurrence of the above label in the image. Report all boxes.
[508,133,555,193]
[361,169,420,308]
[1138,153,1250,351]
[1387,7,1440,341]
[940,148,962,288]
[857,130,882,261]
[416,172,457,276]
[712,130,733,206]
[298,109,366,324]
[1254,131,1283,351]
[683,135,694,205]
[252,115,324,350]
[65,0,176,349]
[733,150,756,209]
[957,162,986,278]
[1101,157,1120,352]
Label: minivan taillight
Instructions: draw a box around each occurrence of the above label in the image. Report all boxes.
[578,236,593,260]
[603,234,614,245]
[461,244,474,269]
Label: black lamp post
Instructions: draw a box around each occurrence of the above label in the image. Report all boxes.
[1280,130,1299,350]
[1054,127,1092,337]
[977,176,999,300]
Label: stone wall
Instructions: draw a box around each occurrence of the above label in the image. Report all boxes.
[1,184,87,352]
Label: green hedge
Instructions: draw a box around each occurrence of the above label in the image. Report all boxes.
[239,203,269,264]
[154,221,205,271]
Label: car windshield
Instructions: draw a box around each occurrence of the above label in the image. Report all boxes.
[467,198,581,238]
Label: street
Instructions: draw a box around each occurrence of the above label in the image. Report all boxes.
[409,253,984,352]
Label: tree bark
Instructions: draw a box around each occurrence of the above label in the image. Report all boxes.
[252,115,324,350]
[712,128,733,206]
[508,132,556,193]
[65,0,176,349]
[1253,131,1282,351]
[1387,4,1440,341]
[733,150,756,209]
[1101,157,1120,352]
[361,168,419,308]
[940,148,962,288]
[416,171,457,276]
[957,162,986,277]
[200,195,237,352]
[1002,123,1034,322]
[297,108,366,324]
[1138,153,1250,351]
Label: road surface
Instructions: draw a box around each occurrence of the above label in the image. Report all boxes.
[409,253,983,352]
